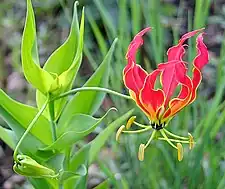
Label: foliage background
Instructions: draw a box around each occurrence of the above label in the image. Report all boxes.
[0,0,225,188]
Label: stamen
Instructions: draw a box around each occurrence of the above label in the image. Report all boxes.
[144,130,157,149]
[177,143,184,161]
[163,129,189,140]
[188,133,194,150]
[160,130,178,150]
[122,126,152,134]
[133,121,149,128]
[116,125,125,142]
[138,144,145,161]
[126,116,136,129]
[158,138,190,144]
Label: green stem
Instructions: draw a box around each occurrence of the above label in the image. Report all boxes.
[52,87,132,101]
[13,98,49,160]
[49,95,57,142]
[65,148,71,170]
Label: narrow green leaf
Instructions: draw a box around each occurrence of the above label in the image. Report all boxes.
[89,109,134,163]
[66,110,133,188]
[58,38,118,126]
[60,165,87,183]
[0,125,16,149]
[86,8,108,56]
[43,2,79,75]
[93,0,116,39]
[36,6,85,120]
[0,105,45,156]
[69,109,133,169]
[40,108,115,151]
[22,0,53,94]
[0,89,52,145]
[93,179,110,189]
[28,178,58,189]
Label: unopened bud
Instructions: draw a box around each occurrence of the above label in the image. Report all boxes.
[126,116,136,129]
[13,155,57,179]
[188,133,194,150]
[116,125,125,142]
[177,143,183,161]
[138,144,145,161]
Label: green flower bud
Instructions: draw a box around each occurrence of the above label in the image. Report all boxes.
[13,155,58,179]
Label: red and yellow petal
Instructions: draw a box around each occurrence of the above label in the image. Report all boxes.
[124,27,151,74]
[167,28,204,61]
[189,33,209,103]
[158,60,187,107]
[139,71,165,120]
[123,62,148,97]
[162,31,208,120]
[162,75,193,121]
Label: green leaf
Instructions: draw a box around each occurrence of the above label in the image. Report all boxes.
[86,8,108,56]
[22,0,54,94]
[65,109,133,189]
[36,3,84,119]
[93,180,110,189]
[68,109,134,171]
[43,2,79,76]
[89,109,134,163]
[0,89,52,145]
[29,178,58,189]
[40,108,116,151]
[60,164,87,183]
[58,38,118,126]
[0,125,16,149]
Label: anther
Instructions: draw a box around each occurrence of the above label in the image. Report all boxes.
[126,116,136,129]
[177,143,183,161]
[138,144,145,161]
[116,125,125,142]
[188,133,194,150]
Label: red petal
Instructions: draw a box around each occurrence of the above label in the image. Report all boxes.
[189,33,209,103]
[124,27,151,74]
[123,63,148,96]
[123,27,151,117]
[158,60,187,107]
[139,71,165,120]
[162,75,193,120]
[167,28,204,61]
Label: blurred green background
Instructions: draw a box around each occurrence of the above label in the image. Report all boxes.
[0,0,225,188]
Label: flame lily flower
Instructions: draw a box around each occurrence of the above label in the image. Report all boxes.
[117,27,209,161]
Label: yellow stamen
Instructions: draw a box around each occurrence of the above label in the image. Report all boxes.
[160,130,178,150]
[126,116,136,129]
[116,125,125,142]
[177,143,183,161]
[188,133,194,150]
[138,144,145,161]
[122,126,152,134]
[133,121,149,128]
[144,130,157,149]
[163,129,188,140]
[158,137,190,144]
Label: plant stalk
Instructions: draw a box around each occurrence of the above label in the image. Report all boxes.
[52,87,132,101]
[13,98,49,160]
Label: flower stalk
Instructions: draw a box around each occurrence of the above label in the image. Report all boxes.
[13,97,49,161]
[52,87,132,101]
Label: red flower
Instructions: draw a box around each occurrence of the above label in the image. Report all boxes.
[124,27,208,128]
[117,27,209,161]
